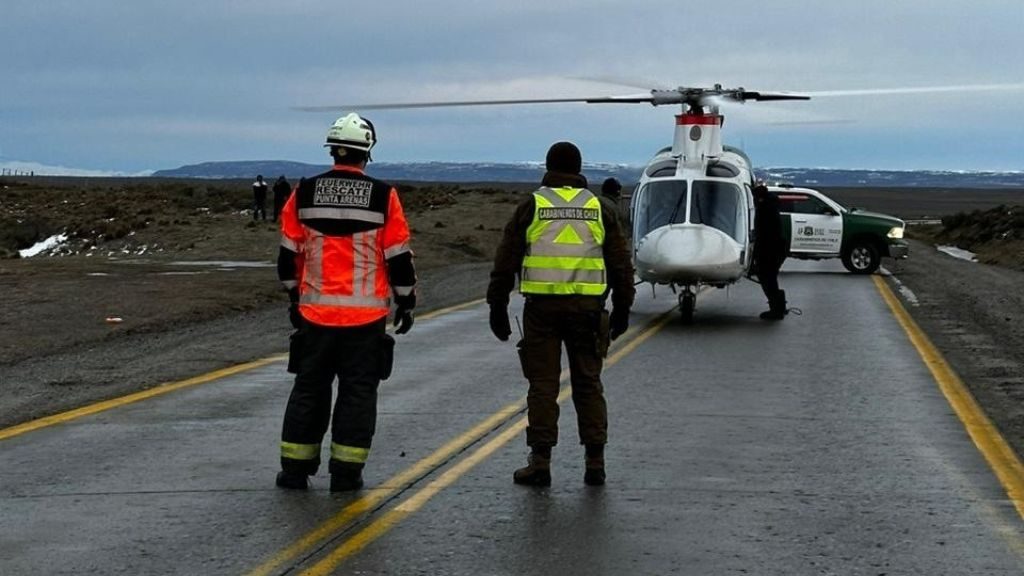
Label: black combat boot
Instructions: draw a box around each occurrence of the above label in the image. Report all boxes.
[584,444,606,486]
[330,464,365,492]
[275,471,310,490]
[513,450,552,487]
[759,290,788,321]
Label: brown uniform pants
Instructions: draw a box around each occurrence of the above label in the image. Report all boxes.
[518,296,608,449]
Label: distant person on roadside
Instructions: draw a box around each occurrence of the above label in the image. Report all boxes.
[600,177,628,231]
[600,177,622,204]
[272,175,291,222]
[752,182,788,320]
[488,141,635,488]
[276,113,417,493]
[252,175,269,221]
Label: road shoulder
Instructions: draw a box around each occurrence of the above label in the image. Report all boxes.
[884,238,1024,459]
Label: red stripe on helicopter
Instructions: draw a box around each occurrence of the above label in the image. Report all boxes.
[676,115,723,126]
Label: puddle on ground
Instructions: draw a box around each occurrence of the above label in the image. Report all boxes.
[155,271,209,276]
[168,260,275,268]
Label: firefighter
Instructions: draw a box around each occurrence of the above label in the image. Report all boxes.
[276,113,417,492]
[487,141,635,487]
[752,182,788,320]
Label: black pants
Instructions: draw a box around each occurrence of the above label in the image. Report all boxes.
[253,193,267,220]
[280,318,385,475]
[756,254,786,300]
[273,197,286,222]
[519,297,608,449]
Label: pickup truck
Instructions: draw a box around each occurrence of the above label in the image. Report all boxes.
[767,185,909,274]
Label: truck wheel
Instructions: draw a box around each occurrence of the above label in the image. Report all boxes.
[842,242,880,274]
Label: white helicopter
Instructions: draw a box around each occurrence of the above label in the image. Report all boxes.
[298,81,1024,321]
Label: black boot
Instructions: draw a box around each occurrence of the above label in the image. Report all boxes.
[584,444,606,486]
[276,471,309,490]
[330,464,365,492]
[513,451,551,487]
[759,289,787,321]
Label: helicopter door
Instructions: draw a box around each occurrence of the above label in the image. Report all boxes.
[777,192,843,254]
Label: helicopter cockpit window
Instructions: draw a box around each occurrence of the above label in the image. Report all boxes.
[689,181,745,242]
[634,180,688,235]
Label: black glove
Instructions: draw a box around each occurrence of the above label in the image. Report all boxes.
[288,302,302,329]
[393,306,414,335]
[489,305,511,341]
[287,287,301,328]
[609,308,629,341]
[393,293,416,335]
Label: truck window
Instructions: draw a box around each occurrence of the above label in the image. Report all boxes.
[775,193,833,215]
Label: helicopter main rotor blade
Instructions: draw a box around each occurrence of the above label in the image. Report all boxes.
[738,91,812,102]
[802,82,1024,98]
[294,93,655,112]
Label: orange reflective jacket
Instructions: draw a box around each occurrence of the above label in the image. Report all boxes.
[279,165,415,327]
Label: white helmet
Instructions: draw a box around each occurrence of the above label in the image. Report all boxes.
[324,113,376,155]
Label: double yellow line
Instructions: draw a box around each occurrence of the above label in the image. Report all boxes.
[0,294,678,575]
[248,307,677,576]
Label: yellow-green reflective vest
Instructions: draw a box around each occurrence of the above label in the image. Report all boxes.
[520,186,607,296]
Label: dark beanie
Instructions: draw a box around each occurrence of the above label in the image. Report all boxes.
[602,177,621,195]
[545,141,582,174]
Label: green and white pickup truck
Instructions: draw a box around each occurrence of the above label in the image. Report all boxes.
[767,185,909,274]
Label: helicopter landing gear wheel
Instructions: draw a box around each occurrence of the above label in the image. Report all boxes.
[679,289,696,324]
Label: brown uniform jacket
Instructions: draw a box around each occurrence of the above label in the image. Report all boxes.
[486,172,636,312]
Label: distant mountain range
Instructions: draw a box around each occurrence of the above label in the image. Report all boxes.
[152,160,1024,188]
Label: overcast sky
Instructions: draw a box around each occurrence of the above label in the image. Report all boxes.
[2,0,1022,173]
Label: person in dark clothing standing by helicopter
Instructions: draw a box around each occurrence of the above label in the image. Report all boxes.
[752,182,788,320]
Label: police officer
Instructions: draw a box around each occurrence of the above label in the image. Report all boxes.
[487,141,635,487]
[276,113,417,492]
[752,182,788,320]
[600,177,622,204]
[272,175,291,222]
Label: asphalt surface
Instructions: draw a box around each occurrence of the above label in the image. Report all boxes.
[2,260,1023,575]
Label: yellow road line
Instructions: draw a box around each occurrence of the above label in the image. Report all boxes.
[246,306,673,576]
[0,355,287,442]
[299,310,675,575]
[874,275,1024,520]
[0,298,485,443]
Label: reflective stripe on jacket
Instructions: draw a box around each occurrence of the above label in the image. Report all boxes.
[280,165,414,327]
[520,186,607,296]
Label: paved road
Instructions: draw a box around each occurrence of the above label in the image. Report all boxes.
[2,261,1022,575]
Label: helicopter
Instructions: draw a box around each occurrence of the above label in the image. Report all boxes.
[297,81,1024,321]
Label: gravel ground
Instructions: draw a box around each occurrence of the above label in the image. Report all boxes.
[884,239,1024,457]
[0,262,492,429]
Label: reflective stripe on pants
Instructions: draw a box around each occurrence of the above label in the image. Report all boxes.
[280,319,386,475]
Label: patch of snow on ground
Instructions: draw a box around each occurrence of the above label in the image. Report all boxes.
[936,245,978,262]
[19,234,68,258]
